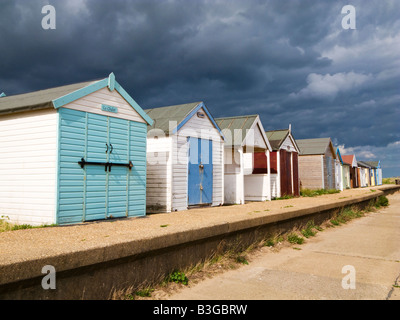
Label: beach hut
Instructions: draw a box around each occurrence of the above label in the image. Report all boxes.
[215,115,272,204]
[335,148,345,191]
[144,102,225,213]
[357,161,370,187]
[296,138,337,190]
[358,161,373,186]
[342,155,359,188]
[264,127,300,198]
[0,73,153,226]
[363,161,382,186]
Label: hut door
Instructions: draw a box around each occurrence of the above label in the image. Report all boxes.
[85,114,109,221]
[106,117,129,219]
[85,114,129,221]
[280,149,292,196]
[188,137,213,206]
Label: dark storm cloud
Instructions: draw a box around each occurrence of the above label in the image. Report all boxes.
[0,0,399,176]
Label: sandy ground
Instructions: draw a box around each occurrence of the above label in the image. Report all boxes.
[152,192,400,300]
[0,186,396,268]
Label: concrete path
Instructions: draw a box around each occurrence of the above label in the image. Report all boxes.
[167,193,400,300]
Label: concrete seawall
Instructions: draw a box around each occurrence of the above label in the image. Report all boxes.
[0,185,399,299]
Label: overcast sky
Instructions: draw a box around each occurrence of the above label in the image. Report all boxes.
[1,0,399,177]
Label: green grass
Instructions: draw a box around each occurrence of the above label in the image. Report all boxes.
[300,188,340,197]
[382,177,399,185]
[235,255,249,265]
[167,271,189,285]
[329,200,388,227]
[287,233,304,245]
[135,288,155,297]
[0,216,56,233]
[264,238,275,247]
[273,195,294,200]
[375,195,389,208]
[330,219,340,226]
[301,222,317,238]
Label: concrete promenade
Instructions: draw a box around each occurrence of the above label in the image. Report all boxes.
[0,184,398,299]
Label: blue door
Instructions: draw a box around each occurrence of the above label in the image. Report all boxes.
[58,108,148,225]
[85,113,108,221]
[84,114,130,221]
[107,117,129,219]
[188,137,213,206]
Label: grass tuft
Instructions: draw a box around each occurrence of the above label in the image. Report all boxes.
[300,188,340,197]
[287,233,304,245]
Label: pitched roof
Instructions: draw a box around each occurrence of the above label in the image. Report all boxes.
[357,161,371,168]
[144,102,202,134]
[0,80,98,115]
[342,155,358,167]
[0,74,154,125]
[215,115,271,150]
[215,115,258,147]
[266,129,289,150]
[362,161,379,168]
[266,129,300,152]
[296,138,335,157]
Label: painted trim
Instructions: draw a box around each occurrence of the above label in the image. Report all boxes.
[173,102,224,140]
[52,73,154,126]
[108,72,116,91]
[55,110,61,225]
[247,116,272,152]
[113,81,154,126]
[321,155,325,189]
[52,78,108,109]
[336,147,344,164]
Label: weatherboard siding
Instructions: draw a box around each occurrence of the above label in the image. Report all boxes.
[270,174,278,198]
[323,147,336,190]
[178,108,224,208]
[298,155,324,190]
[171,134,189,211]
[57,108,148,224]
[280,135,295,152]
[0,109,58,225]
[146,137,173,213]
[62,87,146,124]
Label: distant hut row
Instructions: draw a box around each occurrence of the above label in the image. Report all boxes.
[0,74,383,226]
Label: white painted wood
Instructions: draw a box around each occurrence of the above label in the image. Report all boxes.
[0,109,58,226]
[267,150,271,200]
[146,106,224,212]
[244,174,270,201]
[62,87,146,123]
[243,153,253,175]
[321,155,325,189]
[270,174,278,198]
[281,135,296,152]
[277,150,281,198]
[146,137,173,213]
[174,107,224,210]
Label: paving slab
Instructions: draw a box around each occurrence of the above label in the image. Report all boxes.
[165,192,400,300]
